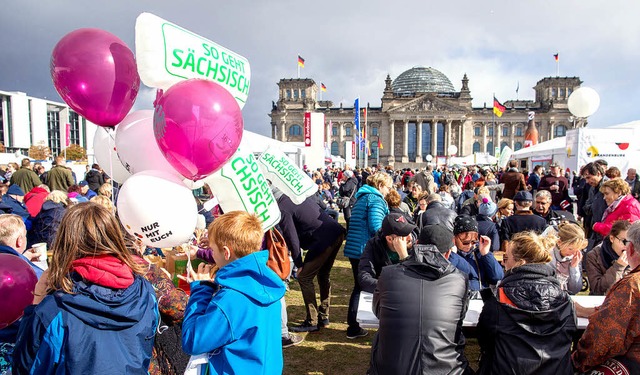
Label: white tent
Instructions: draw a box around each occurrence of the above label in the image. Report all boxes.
[449,153,497,166]
[512,136,566,161]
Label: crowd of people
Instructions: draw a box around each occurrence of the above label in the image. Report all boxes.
[2,155,640,374]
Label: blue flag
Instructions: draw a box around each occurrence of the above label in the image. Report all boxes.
[354,98,360,145]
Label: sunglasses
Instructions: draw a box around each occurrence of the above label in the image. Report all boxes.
[460,240,478,246]
[616,236,630,246]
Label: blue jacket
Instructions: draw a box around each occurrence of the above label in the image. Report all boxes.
[0,245,43,347]
[2,195,31,230]
[344,185,389,259]
[12,274,158,374]
[27,200,66,248]
[454,248,504,290]
[182,251,286,375]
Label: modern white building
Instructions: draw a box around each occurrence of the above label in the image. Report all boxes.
[0,89,98,158]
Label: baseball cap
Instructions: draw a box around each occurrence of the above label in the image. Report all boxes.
[549,161,560,168]
[79,180,89,187]
[381,213,417,237]
[419,225,454,254]
[7,184,25,196]
[513,190,533,202]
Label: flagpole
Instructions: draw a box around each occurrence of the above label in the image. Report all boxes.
[376,136,380,166]
[492,93,496,157]
[556,52,560,77]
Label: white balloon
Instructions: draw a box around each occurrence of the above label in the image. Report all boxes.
[568,87,600,118]
[117,170,198,248]
[93,127,131,183]
[115,110,181,177]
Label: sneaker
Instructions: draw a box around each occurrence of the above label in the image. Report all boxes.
[317,318,330,328]
[346,327,368,339]
[289,321,319,333]
[282,333,304,348]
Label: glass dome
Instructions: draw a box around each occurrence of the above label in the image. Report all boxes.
[392,67,455,95]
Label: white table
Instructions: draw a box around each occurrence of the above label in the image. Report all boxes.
[357,291,604,330]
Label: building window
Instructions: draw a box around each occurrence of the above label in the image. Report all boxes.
[47,110,61,157]
[289,125,302,136]
[286,89,292,99]
[500,141,509,151]
[474,126,481,136]
[552,88,557,98]
[514,141,523,151]
[422,122,432,156]
[502,126,509,137]
[568,88,573,96]
[301,90,306,99]
[372,127,378,136]
[345,126,352,136]
[68,112,81,146]
[560,88,566,98]
[515,126,523,136]
[554,125,567,137]
[293,90,299,100]
[332,126,338,136]
[370,141,378,159]
[437,122,445,156]
[331,141,339,155]
[487,126,494,137]
[473,141,481,153]
[408,122,417,161]
[487,141,494,155]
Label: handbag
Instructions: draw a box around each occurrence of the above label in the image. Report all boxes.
[337,186,356,209]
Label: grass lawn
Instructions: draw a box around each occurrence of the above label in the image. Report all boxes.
[283,242,482,374]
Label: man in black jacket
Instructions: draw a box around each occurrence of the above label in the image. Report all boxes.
[421,193,457,232]
[501,191,548,244]
[358,213,416,293]
[369,244,472,374]
[275,190,346,333]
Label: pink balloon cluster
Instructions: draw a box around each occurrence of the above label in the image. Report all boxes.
[0,254,38,329]
[51,28,140,127]
[153,79,244,181]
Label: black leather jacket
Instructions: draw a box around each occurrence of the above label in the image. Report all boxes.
[421,201,457,232]
[370,245,471,375]
[477,263,578,375]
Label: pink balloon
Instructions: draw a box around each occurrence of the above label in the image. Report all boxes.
[0,254,38,329]
[51,28,140,127]
[153,79,244,180]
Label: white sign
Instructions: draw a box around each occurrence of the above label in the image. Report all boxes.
[204,148,280,231]
[258,146,316,205]
[135,13,251,108]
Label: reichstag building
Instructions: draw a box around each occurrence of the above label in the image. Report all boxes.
[269,66,582,169]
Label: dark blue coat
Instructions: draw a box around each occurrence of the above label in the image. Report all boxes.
[454,247,504,289]
[27,200,66,248]
[13,274,158,374]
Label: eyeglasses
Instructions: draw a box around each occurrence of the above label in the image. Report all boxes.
[616,236,630,246]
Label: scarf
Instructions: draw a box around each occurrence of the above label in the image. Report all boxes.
[72,254,134,289]
[602,195,625,221]
[600,237,619,269]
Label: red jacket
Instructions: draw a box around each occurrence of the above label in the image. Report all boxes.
[24,186,49,217]
[593,194,640,236]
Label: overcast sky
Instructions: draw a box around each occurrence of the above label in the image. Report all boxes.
[1,1,639,136]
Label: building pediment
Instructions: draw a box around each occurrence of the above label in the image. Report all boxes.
[387,94,465,114]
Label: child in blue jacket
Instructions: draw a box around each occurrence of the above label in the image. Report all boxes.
[182,211,286,374]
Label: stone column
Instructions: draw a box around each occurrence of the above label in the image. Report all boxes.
[389,120,395,162]
[446,120,452,155]
[459,121,465,156]
[339,122,344,145]
[402,120,409,163]
[280,122,286,142]
[510,123,515,149]
[482,123,487,152]
[431,120,438,157]
[416,120,423,163]
[549,122,555,139]
[495,122,501,155]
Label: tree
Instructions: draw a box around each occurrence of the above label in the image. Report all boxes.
[63,144,87,161]
[29,144,51,160]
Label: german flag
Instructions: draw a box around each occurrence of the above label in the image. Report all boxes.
[493,97,506,117]
[378,138,383,150]
[321,83,327,92]
[298,55,305,68]
[554,53,559,62]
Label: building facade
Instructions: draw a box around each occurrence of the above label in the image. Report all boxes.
[0,90,98,158]
[269,67,585,169]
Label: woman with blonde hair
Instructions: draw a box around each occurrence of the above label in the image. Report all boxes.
[343,171,392,339]
[477,231,577,375]
[98,182,113,199]
[496,198,514,220]
[13,202,158,374]
[593,178,640,236]
[550,222,588,294]
[90,194,115,212]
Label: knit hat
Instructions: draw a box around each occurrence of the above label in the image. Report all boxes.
[419,225,454,254]
[7,184,25,196]
[478,196,497,217]
[381,213,417,237]
[453,215,478,235]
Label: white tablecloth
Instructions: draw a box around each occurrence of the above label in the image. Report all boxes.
[357,291,604,330]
